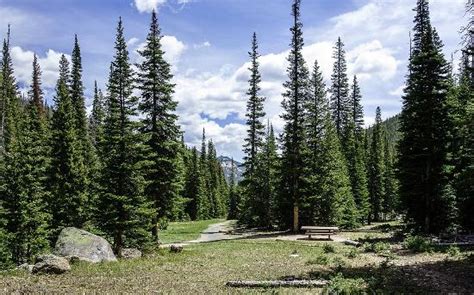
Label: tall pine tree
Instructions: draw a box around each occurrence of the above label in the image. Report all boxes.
[0,38,50,264]
[398,0,452,233]
[98,18,153,255]
[368,107,385,222]
[303,60,358,228]
[345,75,370,222]
[137,11,181,240]
[70,35,94,223]
[278,0,310,231]
[89,81,105,147]
[330,37,350,139]
[49,55,87,231]
[241,32,267,227]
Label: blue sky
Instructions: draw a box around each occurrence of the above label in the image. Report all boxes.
[0,0,468,160]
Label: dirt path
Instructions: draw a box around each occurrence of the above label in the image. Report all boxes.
[190,220,243,243]
[162,220,247,247]
[164,220,357,247]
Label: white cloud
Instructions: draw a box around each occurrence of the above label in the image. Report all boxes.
[161,35,187,63]
[133,35,186,66]
[389,85,405,97]
[133,0,192,13]
[10,46,70,89]
[348,40,399,81]
[193,41,211,49]
[174,0,467,160]
[127,37,140,47]
[134,0,166,13]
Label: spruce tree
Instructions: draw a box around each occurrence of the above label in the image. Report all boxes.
[98,18,153,255]
[278,0,310,231]
[368,107,385,222]
[382,133,398,219]
[398,0,452,233]
[49,55,86,231]
[350,75,364,136]
[259,123,278,224]
[227,158,240,220]
[303,60,358,228]
[241,32,267,227]
[137,11,181,239]
[89,81,105,147]
[30,54,45,118]
[0,41,50,264]
[0,27,15,151]
[345,75,370,222]
[198,128,211,219]
[207,140,220,217]
[330,37,350,138]
[243,32,266,175]
[456,49,474,230]
[184,147,206,220]
[70,35,94,223]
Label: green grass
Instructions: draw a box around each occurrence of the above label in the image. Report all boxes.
[158,219,225,244]
[2,220,473,294]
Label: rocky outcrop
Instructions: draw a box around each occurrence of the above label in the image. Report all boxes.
[54,227,117,263]
[32,254,70,274]
[121,248,142,259]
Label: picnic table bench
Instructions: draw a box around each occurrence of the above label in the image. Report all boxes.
[301,226,339,240]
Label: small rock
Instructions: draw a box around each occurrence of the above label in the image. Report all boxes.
[32,254,70,274]
[17,263,34,273]
[121,248,142,259]
[170,245,183,253]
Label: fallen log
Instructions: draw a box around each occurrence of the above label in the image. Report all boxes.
[226,280,328,288]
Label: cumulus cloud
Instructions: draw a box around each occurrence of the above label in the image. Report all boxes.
[134,0,166,13]
[133,35,186,65]
[174,0,466,160]
[161,35,187,63]
[133,0,192,13]
[10,46,70,89]
[348,40,399,81]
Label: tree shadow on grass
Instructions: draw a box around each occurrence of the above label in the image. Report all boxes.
[304,255,474,293]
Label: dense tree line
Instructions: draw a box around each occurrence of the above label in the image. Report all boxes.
[239,0,472,235]
[238,0,398,230]
[0,12,228,266]
[399,0,473,234]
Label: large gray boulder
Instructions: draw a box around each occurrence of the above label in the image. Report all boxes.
[32,254,70,274]
[54,227,117,263]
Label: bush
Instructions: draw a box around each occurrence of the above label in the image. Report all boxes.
[373,242,390,253]
[157,217,169,231]
[325,273,367,294]
[345,248,359,259]
[446,245,460,257]
[363,242,390,254]
[404,235,432,253]
[323,243,336,254]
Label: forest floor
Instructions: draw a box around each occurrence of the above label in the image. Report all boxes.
[1,221,474,294]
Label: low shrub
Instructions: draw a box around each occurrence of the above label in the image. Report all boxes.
[404,235,432,253]
[325,273,367,294]
[363,242,390,254]
[345,248,359,259]
[323,243,336,254]
[446,245,460,257]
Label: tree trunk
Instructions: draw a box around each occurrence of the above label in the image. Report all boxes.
[293,204,299,232]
